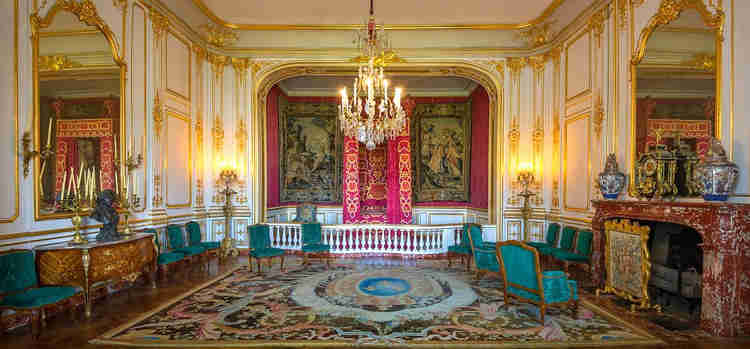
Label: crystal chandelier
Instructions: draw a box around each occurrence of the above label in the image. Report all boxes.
[339,0,406,150]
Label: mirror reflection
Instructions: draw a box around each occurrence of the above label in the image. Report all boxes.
[37,10,122,215]
[634,8,718,198]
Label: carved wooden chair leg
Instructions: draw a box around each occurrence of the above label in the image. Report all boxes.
[31,310,40,339]
[248,256,253,272]
[465,256,471,272]
[540,304,546,324]
[447,254,452,267]
[256,259,262,274]
[280,255,285,272]
[326,254,331,268]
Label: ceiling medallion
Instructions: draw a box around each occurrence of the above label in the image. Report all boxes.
[339,0,406,150]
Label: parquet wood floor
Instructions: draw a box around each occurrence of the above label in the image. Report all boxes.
[1,257,748,348]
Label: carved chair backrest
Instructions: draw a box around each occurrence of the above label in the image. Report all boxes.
[545,223,561,245]
[248,224,271,250]
[166,224,187,249]
[185,221,202,246]
[496,241,543,299]
[575,230,594,257]
[559,226,577,251]
[0,249,37,296]
[301,223,322,245]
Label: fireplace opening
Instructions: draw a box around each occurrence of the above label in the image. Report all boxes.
[642,221,703,320]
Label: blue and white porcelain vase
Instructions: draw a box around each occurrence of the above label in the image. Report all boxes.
[598,153,626,199]
[695,138,739,201]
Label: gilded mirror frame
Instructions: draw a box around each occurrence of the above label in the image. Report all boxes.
[628,0,724,197]
[31,0,127,220]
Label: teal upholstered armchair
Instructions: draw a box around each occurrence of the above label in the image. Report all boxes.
[144,228,185,279]
[0,250,80,338]
[186,221,220,262]
[300,223,330,268]
[465,224,500,278]
[496,241,578,323]
[247,224,286,273]
[166,224,206,264]
[551,230,593,274]
[447,224,474,271]
[539,226,576,257]
[527,223,560,251]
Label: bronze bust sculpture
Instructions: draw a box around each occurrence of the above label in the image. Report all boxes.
[90,189,120,241]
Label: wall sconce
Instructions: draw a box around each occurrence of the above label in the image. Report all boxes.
[22,131,55,178]
[517,162,536,241]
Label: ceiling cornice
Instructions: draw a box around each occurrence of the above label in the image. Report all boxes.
[191,0,565,31]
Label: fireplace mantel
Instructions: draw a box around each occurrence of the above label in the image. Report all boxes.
[592,200,750,337]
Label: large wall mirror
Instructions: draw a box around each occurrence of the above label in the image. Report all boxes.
[630,2,723,198]
[32,2,126,219]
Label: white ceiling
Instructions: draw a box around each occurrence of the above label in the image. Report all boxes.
[197,0,557,26]
[278,76,477,97]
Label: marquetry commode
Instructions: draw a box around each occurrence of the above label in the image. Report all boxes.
[592,200,750,337]
[34,233,157,318]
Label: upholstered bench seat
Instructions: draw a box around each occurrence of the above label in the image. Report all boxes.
[0,286,78,309]
[301,243,330,253]
[173,246,205,256]
[550,250,589,262]
[157,252,185,265]
[447,244,471,254]
[250,248,285,258]
[198,241,221,250]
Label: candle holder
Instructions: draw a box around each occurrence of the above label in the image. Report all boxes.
[22,131,55,178]
[218,167,239,259]
[517,169,535,241]
[124,152,143,172]
[57,192,91,245]
[118,191,141,237]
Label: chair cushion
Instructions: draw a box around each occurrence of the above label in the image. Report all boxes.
[498,244,539,293]
[301,243,330,253]
[250,247,285,258]
[526,241,550,249]
[473,248,500,273]
[542,271,578,303]
[173,246,205,256]
[157,252,184,265]
[545,223,561,245]
[0,251,37,294]
[199,241,221,250]
[538,245,561,256]
[448,245,471,255]
[480,241,498,250]
[550,250,590,262]
[575,230,593,256]
[0,286,77,309]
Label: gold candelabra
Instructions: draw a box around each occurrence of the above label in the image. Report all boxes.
[116,151,143,237]
[517,163,535,241]
[218,167,239,259]
[58,189,91,245]
[22,131,55,178]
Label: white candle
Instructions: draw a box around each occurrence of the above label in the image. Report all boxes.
[113,135,118,160]
[99,169,103,191]
[115,172,119,195]
[46,118,53,148]
[67,167,73,197]
[61,168,67,200]
[134,173,138,196]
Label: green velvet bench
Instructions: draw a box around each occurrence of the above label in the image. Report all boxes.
[0,250,80,338]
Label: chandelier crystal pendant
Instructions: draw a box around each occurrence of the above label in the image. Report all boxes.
[339,0,406,150]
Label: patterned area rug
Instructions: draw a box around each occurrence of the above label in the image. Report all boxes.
[92,260,664,347]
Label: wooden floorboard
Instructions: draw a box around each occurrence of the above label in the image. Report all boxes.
[1,257,749,349]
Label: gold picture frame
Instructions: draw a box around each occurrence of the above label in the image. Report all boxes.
[596,219,660,312]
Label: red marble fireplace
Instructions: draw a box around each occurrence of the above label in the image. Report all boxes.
[592,200,750,337]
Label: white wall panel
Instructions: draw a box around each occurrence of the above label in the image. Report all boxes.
[565,30,591,101]
[165,112,191,208]
[564,113,590,212]
[165,31,190,101]
[0,0,18,223]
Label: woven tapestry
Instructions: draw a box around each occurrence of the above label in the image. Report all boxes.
[278,96,341,203]
[411,101,471,202]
